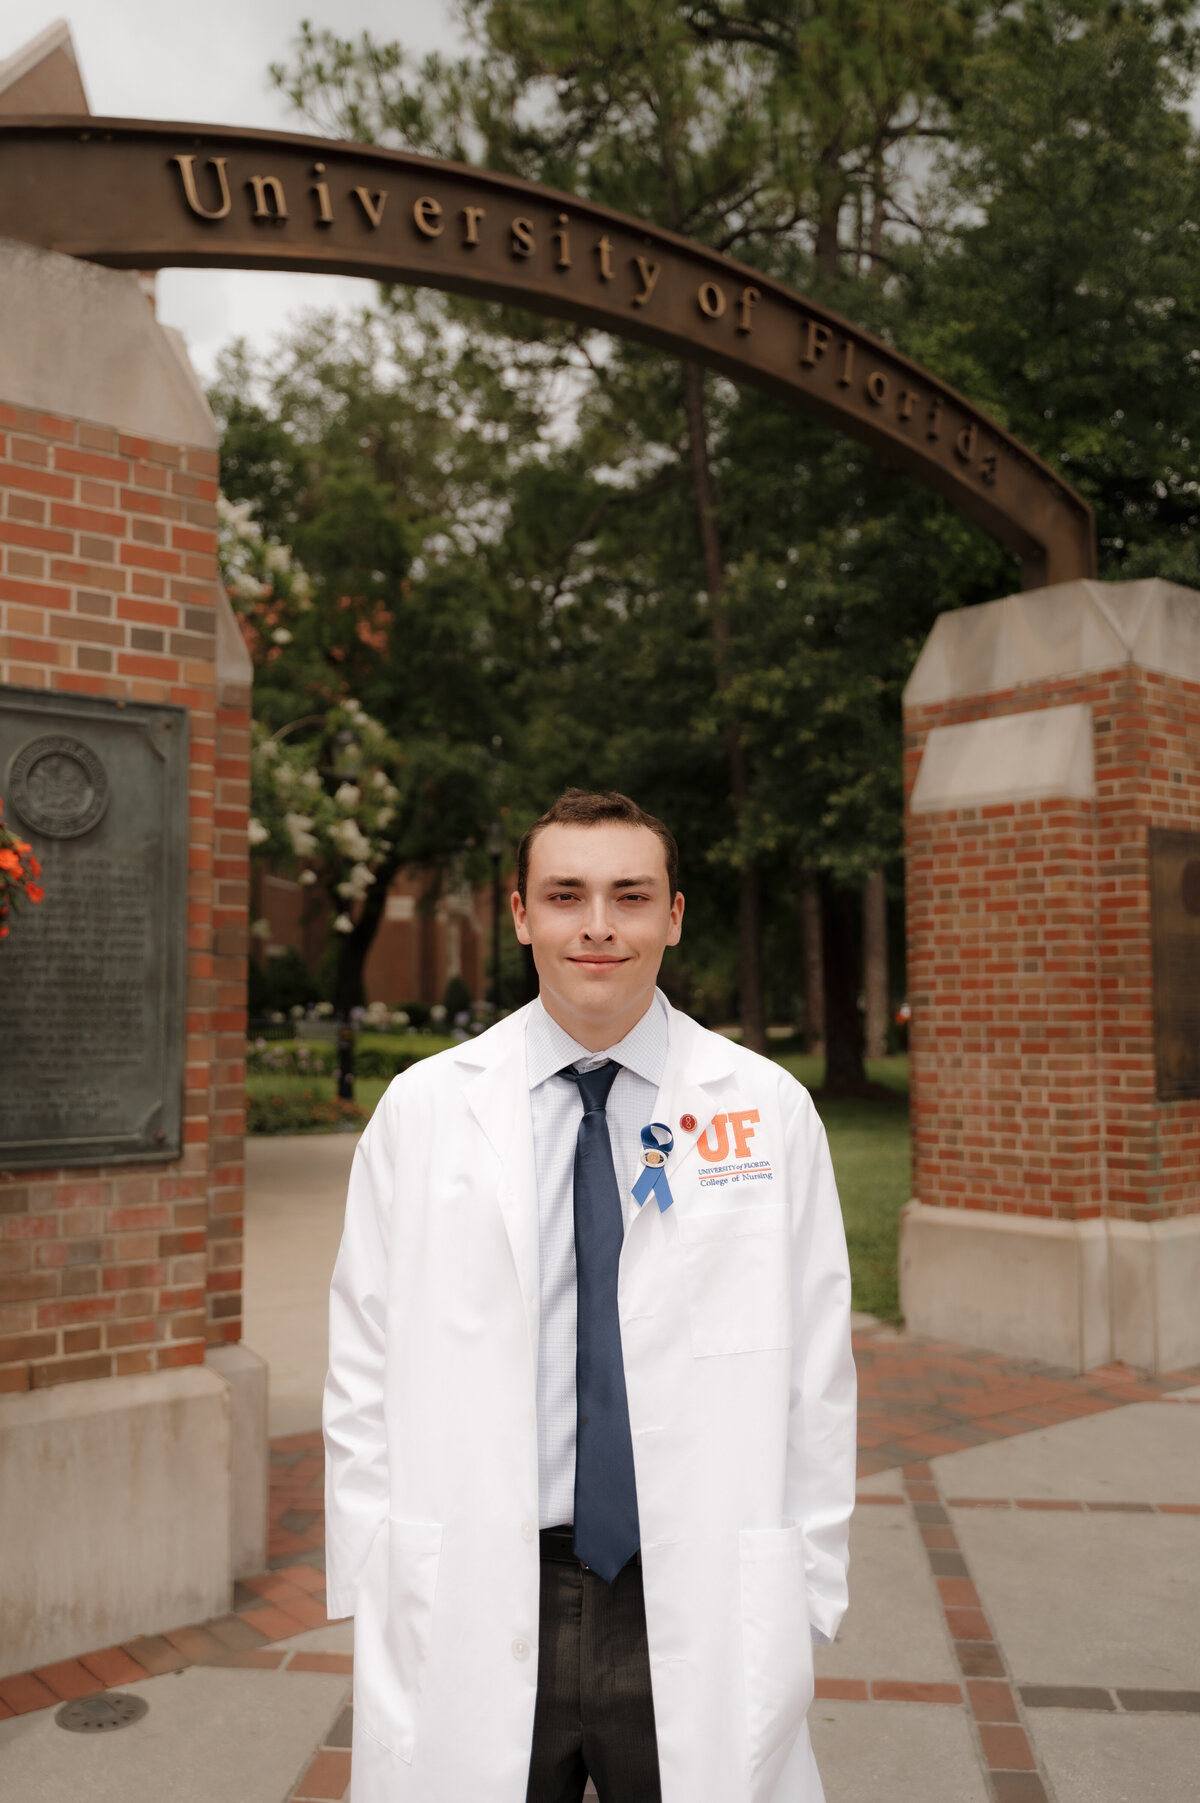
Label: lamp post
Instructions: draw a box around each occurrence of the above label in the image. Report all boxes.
[486,818,505,1014]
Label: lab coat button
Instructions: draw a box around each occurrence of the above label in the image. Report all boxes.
[521,1519,535,1542]
[512,1637,531,1661]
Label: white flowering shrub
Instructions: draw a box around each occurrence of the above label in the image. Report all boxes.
[248,698,404,939]
[218,493,314,664]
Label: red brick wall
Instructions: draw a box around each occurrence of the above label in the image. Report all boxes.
[906,666,1200,1226]
[0,401,248,1390]
[254,867,495,1008]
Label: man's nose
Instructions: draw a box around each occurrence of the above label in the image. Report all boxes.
[580,901,614,940]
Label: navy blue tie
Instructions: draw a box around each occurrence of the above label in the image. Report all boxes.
[560,1060,640,1582]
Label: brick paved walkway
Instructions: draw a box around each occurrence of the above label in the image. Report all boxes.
[853,1320,1194,1475]
[2,1326,1196,1803]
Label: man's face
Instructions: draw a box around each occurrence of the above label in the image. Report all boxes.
[512,821,684,1043]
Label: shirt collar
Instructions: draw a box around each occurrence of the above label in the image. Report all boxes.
[525,989,669,1091]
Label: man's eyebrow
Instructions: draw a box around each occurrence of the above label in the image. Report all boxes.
[538,874,659,888]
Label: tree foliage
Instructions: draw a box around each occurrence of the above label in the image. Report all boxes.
[221,0,1200,1058]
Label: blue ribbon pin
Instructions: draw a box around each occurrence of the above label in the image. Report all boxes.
[632,1122,675,1212]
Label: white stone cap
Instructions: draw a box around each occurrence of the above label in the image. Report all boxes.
[905,578,1200,707]
[0,235,217,448]
[0,21,89,113]
[0,1362,228,1430]
[910,702,1094,814]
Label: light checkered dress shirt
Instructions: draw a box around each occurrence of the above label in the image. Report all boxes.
[526,991,669,1530]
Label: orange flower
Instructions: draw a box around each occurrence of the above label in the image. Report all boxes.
[0,925,8,939]
[26,884,44,904]
[0,849,20,874]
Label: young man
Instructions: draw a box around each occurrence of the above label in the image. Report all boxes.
[324,790,856,1803]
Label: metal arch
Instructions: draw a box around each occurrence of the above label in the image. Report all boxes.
[0,117,1096,589]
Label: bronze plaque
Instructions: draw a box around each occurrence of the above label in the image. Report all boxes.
[1150,827,1200,1102]
[0,687,188,1168]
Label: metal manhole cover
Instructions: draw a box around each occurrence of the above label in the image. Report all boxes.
[55,1692,149,1733]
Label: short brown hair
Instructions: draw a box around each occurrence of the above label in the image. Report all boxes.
[516,790,678,904]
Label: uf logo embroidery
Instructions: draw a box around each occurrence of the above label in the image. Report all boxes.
[696,1109,760,1162]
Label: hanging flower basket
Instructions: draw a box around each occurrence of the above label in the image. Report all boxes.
[0,795,44,940]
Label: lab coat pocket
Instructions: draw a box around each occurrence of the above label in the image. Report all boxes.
[739,1522,814,1794]
[675,1202,792,1356]
[353,1516,443,1764]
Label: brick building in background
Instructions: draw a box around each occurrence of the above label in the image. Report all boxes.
[0,26,265,1680]
[901,580,1200,1374]
[254,864,492,1008]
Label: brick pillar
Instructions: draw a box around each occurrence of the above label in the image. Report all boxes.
[900,579,1200,1372]
[0,237,264,1675]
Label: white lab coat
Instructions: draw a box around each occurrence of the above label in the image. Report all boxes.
[325,996,856,1803]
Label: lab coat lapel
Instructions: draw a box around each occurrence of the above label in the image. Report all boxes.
[458,1007,539,1339]
[645,1001,739,1207]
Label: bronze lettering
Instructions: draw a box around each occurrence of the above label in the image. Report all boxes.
[248,175,289,222]
[6,120,1098,589]
[800,319,832,366]
[697,281,726,319]
[171,154,231,222]
[632,256,660,307]
[310,163,333,226]
[510,216,535,258]
[413,195,443,237]
[354,187,388,229]
[737,285,760,333]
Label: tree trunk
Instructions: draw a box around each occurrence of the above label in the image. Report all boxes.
[814,145,845,281]
[818,874,868,1096]
[799,879,825,1056]
[681,358,768,1056]
[863,867,889,1061]
[333,877,389,1016]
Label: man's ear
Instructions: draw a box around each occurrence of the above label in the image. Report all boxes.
[511,889,532,946]
[666,890,685,947]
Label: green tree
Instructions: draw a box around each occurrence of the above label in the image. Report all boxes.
[905,0,1200,580]
[213,312,539,1009]
[274,0,982,1064]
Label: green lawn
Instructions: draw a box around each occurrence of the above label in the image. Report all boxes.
[775,1054,910,1324]
[246,1072,393,1119]
[247,1049,910,1324]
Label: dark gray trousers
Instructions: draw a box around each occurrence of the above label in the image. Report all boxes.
[525,1544,662,1803]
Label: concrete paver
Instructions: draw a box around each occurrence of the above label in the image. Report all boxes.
[932,1400,1200,1503]
[810,1699,992,1802]
[273,1623,355,1657]
[950,1510,1200,1690]
[243,1134,358,1438]
[814,1507,959,1682]
[855,1467,904,1495]
[1030,1710,1200,1802]
[0,1664,349,1803]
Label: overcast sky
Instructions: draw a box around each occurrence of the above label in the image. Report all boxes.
[7,4,468,378]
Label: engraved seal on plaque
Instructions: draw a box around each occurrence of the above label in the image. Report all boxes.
[8,735,110,838]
